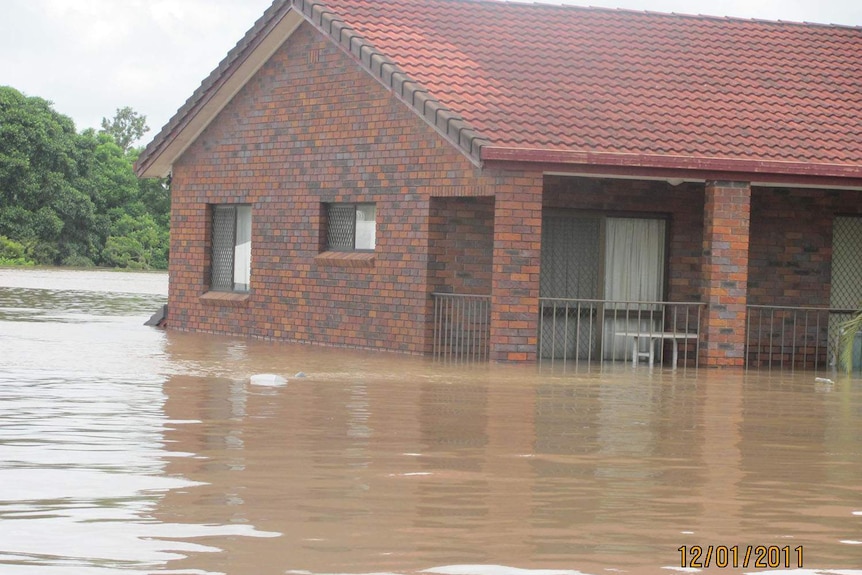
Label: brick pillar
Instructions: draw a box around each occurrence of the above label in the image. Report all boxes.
[701,181,751,367]
[489,173,543,362]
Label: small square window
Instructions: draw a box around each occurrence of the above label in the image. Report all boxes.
[211,204,251,292]
[326,203,376,251]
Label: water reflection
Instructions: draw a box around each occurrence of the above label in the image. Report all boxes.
[157,331,862,574]
[1,269,861,574]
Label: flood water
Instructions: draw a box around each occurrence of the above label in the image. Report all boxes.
[0,267,860,575]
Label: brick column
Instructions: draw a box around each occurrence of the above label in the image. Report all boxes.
[489,173,543,362]
[701,181,751,367]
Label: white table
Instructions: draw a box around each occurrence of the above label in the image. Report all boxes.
[615,331,699,369]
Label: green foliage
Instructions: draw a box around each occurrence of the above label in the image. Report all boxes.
[101,213,168,270]
[0,86,169,269]
[99,106,150,152]
[61,254,96,268]
[0,235,35,266]
[837,310,862,373]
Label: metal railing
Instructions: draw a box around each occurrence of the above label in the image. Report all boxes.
[431,293,491,362]
[745,305,857,371]
[538,298,705,368]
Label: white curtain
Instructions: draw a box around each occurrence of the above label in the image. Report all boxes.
[234,205,252,291]
[603,217,666,359]
[605,217,665,303]
[354,204,376,250]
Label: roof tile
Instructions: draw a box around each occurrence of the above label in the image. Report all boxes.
[320,0,862,168]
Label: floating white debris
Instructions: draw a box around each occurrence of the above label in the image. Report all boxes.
[294,371,307,378]
[249,373,287,387]
[815,377,835,384]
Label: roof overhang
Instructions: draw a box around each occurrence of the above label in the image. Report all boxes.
[136,4,303,178]
[482,146,862,189]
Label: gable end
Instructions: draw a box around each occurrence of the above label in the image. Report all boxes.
[293,0,490,165]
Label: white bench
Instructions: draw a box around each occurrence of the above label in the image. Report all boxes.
[615,331,699,369]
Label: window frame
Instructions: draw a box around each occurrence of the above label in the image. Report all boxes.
[210,203,252,293]
[325,202,376,252]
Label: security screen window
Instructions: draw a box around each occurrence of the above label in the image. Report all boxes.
[327,203,376,251]
[210,204,251,292]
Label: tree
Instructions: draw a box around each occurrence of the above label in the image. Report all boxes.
[0,87,169,269]
[99,106,150,152]
[0,86,91,264]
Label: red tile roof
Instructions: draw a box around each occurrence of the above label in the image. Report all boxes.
[315,0,862,175]
[138,0,862,182]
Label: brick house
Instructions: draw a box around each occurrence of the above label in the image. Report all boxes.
[136,0,862,368]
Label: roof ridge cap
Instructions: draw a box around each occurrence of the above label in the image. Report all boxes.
[292,0,491,164]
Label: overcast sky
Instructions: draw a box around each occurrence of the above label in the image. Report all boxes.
[2,0,860,147]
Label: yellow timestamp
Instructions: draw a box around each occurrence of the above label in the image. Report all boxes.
[679,545,803,568]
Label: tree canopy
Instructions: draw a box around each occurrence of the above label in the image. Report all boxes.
[0,86,169,269]
[100,106,150,152]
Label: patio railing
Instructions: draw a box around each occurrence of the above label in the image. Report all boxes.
[431,293,491,362]
[430,297,860,371]
[538,298,705,368]
[745,305,858,371]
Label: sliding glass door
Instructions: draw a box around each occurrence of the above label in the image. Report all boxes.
[540,213,666,360]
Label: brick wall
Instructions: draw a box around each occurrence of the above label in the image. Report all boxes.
[168,22,537,356]
[428,196,495,295]
[491,173,544,362]
[746,186,862,368]
[749,187,862,307]
[700,181,751,367]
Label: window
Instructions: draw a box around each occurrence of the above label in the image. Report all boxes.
[326,203,376,251]
[211,204,251,292]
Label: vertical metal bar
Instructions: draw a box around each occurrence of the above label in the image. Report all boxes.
[780,309,786,371]
[461,296,466,363]
[485,297,489,361]
[768,308,775,371]
[791,310,798,371]
[448,296,453,362]
[433,296,438,360]
[455,298,465,363]
[437,295,443,361]
[441,296,447,362]
[575,301,582,367]
[553,299,560,366]
[563,300,569,366]
[815,310,822,371]
[745,305,751,369]
[461,297,466,363]
[446,296,451,362]
[437,296,444,362]
[477,298,482,362]
[473,297,478,363]
[472,298,477,363]
[464,298,470,363]
[436,296,442,361]
[470,299,482,361]
[536,298,545,363]
[757,308,763,369]
[803,310,809,369]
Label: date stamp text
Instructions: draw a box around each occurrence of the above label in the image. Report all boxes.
[679,545,803,568]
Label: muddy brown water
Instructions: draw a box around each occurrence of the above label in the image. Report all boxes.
[0,268,860,575]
